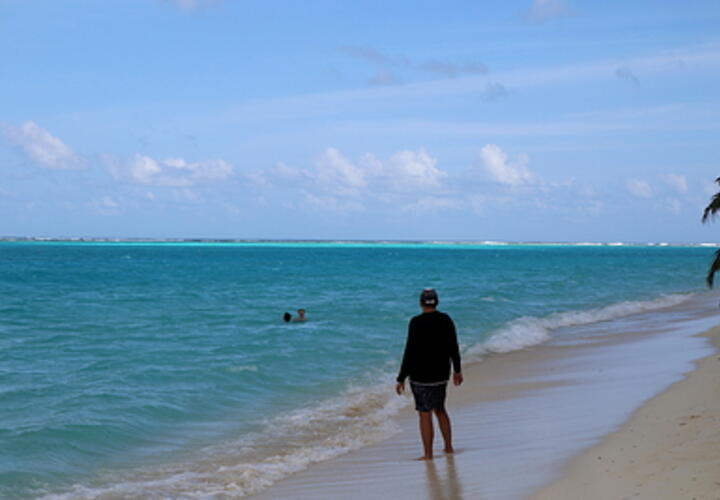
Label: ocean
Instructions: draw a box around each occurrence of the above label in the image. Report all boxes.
[0,241,714,499]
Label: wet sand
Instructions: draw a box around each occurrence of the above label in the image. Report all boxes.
[530,325,720,500]
[251,295,720,500]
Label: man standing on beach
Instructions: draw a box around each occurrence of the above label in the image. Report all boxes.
[396,288,463,460]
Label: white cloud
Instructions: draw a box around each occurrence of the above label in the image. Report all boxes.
[163,157,233,181]
[626,178,653,198]
[89,196,121,215]
[244,147,612,218]
[479,144,534,186]
[245,161,304,188]
[660,173,688,194]
[1,121,85,169]
[245,147,450,214]
[525,0,570,23]
[312,147,367,196]
[285,147,447,196]
[383,149,447,191]
[106,153,233,187]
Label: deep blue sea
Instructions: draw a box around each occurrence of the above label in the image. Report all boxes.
[0,241,713,499]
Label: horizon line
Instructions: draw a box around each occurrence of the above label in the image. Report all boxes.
[1,236,718,248]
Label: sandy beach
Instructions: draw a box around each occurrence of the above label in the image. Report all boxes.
[531,325,720,500]
[252,295,720,500]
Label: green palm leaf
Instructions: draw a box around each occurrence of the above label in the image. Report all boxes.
[702,177,720,223]
[703,177,720,288]
[707,249,720,288]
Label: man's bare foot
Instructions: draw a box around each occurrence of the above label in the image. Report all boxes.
[415,455,433,461]
[444,447,454,454]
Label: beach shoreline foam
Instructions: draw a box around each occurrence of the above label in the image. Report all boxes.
[249,293,720,500]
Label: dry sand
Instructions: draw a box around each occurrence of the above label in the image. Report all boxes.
[530,326,720,500]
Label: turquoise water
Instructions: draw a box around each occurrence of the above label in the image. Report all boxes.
[0,242,712,498]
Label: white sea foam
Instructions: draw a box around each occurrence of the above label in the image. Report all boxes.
[480,240,509,245]
[40,378,410,499]
[227,365,258,373]
[466,293,692,357]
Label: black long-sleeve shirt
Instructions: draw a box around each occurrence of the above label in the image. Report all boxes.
[396,310,461,384]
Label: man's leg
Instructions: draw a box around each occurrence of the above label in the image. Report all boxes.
[433,408,454,453]
[417,411,434,460]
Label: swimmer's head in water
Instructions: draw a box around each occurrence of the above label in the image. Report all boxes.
[420,288,438,307]
[283,312,292,322]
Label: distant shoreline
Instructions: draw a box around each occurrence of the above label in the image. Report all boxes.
[1,237,718,248]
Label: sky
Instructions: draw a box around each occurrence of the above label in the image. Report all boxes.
[1,0,720,242]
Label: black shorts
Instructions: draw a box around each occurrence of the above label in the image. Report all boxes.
[410,382,447,412]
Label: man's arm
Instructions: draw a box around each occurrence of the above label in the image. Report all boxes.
[447,316,462,386]
[396,319,415,394]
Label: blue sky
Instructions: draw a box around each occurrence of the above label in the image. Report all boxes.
[1,0,719,242]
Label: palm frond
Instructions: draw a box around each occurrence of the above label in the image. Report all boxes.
[706,249,720,288]
[702,192,720,223]
[703,177,720,221]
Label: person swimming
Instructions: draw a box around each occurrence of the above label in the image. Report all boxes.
[282,309,307,322]
[293,309,307,322]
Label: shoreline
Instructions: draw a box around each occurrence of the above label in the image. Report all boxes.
[529,325,720,499]
[251,295,720,500]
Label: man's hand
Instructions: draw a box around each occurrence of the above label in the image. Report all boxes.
[453,372,463,386]
[395,381,405,395]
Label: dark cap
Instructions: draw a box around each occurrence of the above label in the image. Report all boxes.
[420,288,439,306]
